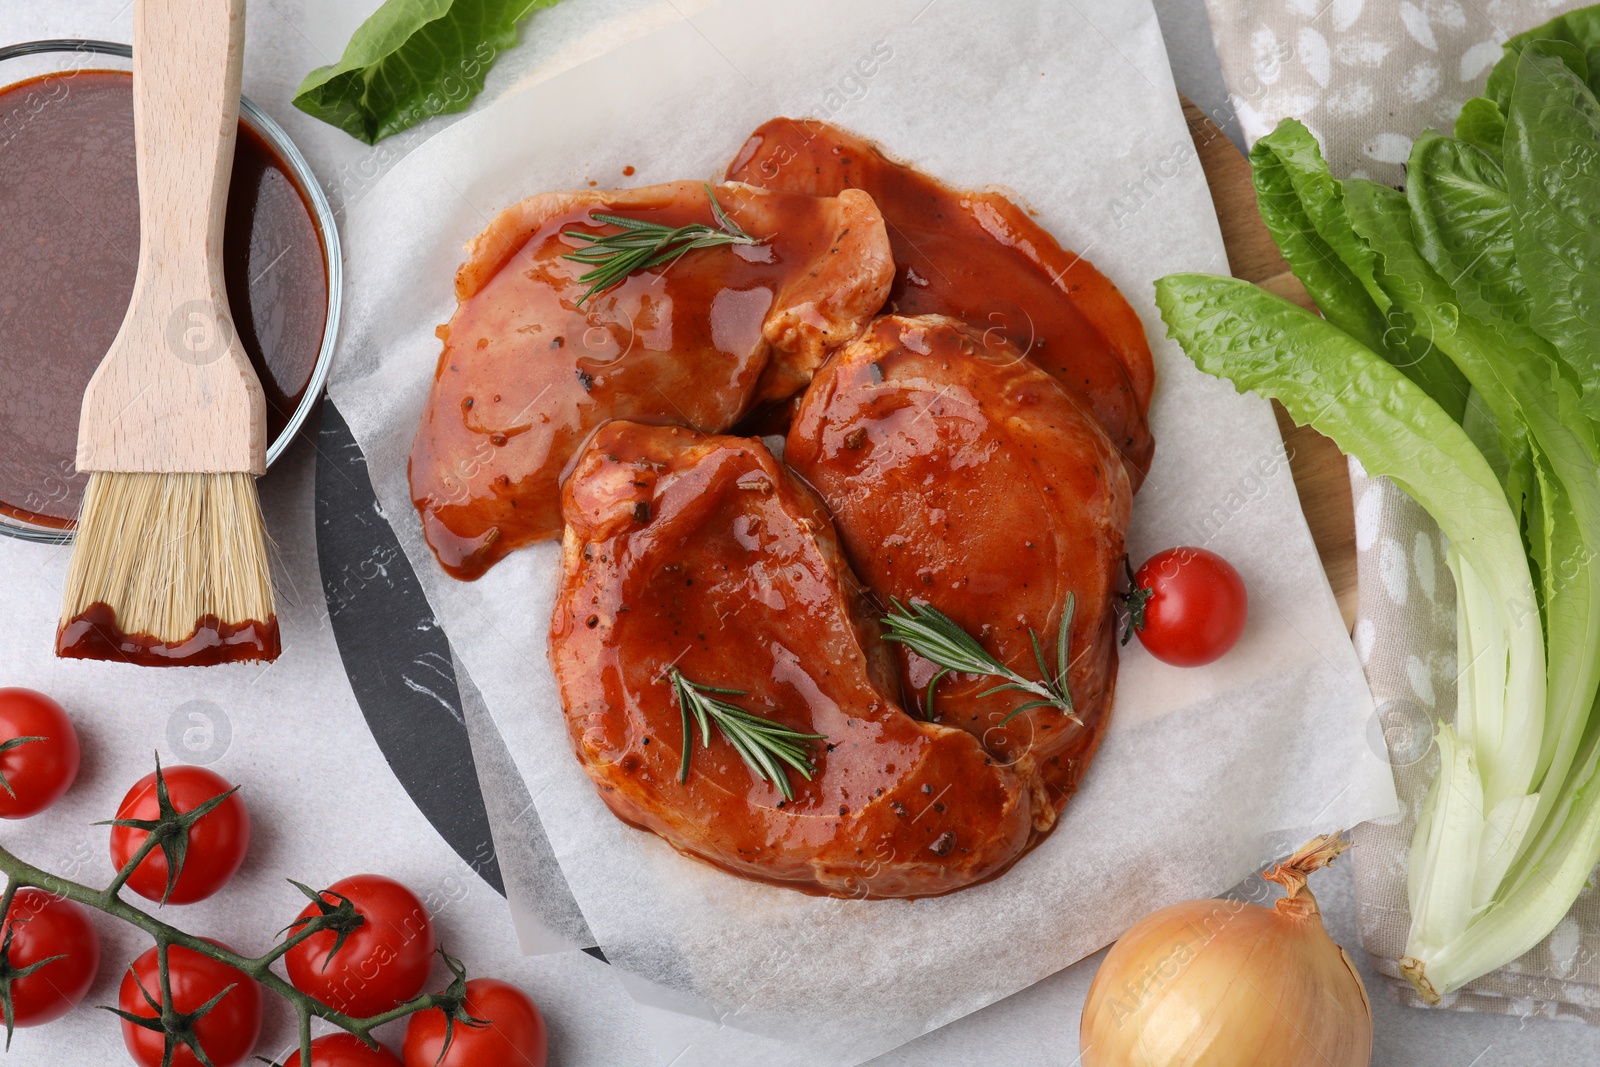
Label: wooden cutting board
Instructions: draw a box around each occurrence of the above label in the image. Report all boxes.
[1178,97,1358,629]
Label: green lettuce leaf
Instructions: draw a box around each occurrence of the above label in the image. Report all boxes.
[1454,97,1506,157]
[1486,8,1600,112]
[1152,274,1521,583]
[1248,119,1469,419]
[1406,132,1543,354]
[1504,42,1600,422]
[1341,179,1532,505]
[1152,273,1541,803]
[1248,121,1388,350]
[293,0,560,144]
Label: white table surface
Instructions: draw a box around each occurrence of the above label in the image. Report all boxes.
[2,1,1597,1064]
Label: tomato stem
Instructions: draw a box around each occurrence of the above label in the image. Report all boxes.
[1118,555,1153,646]
[0,881,67,1049]
[0,737,44,800]
[0,755,484,1066]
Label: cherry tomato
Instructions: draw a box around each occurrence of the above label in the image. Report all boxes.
[108,765,250,905]
[0,688,80,818]
[284,1033,402,1067]
[119,940,262,1067]
[285,874,437,1018]
[403,978,548,1067]
[1126,547,1248,667]
[0,888,99,1026]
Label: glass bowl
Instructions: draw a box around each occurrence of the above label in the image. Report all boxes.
[0,39,343,544]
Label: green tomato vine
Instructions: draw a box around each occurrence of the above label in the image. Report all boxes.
[0,756,486,1066]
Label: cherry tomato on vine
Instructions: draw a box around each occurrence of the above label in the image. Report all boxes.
[284,1033,402,1067]
[0,888,100,1026]
[108,765,250,905]
[402,978,548,1067]
[0,688,80,818]
[118,940,262,1067]
[285,874,437,1017]
[1123,547,1248,667]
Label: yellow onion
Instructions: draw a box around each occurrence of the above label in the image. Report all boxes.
[1080,832,1371,1067]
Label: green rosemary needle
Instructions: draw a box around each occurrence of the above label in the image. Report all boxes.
[669,669,826,801]
[881,595,1079,726]
[562,184,762,307]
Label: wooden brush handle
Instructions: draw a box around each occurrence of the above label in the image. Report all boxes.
[76,0,266,475]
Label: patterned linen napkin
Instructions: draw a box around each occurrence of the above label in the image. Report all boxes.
[1204,0,1580,184]
[1202,0,1600,1023]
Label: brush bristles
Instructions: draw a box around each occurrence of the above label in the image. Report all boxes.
[60,471,274,642]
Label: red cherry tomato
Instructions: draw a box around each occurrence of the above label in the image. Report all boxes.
[119,941,262,1067]
[0,888,99,1026]
[285,875,437,1018]
[1126,547,1248,667]
[403,978,548,1067]
[0,688,80,818]
[284,1033,402,1067]
[108,765,250,904]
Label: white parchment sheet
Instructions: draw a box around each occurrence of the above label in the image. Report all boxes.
[329,0,1400,1062]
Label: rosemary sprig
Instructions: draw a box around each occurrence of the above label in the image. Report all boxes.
[562,184,762,306]
[881,595,1079,726]
[669,669,825,801]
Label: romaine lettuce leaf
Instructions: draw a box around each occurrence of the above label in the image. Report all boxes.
[1406,132,1544,356]
[1504,42,1600,422]
[1160,4,1600,1001]
[1340,178,1534,534]
[1152,274,1525,597]
[1249,120,1469,419]
[1249,120,1388,345]
[1486,9,1600,111]
[1454,97,1506,157]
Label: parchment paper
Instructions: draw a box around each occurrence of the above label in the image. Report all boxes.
[328,0,1400,1062]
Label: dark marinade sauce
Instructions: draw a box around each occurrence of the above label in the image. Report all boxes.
[0,69,326,529]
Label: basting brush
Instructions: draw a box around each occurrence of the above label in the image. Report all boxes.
[56,0,279,667]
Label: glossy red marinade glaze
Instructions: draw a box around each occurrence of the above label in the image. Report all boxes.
[726,118,1155,484]
[56,603,281,666]
[786,316,1131,822]
[549,421,1036,897]
[408,181,893,579]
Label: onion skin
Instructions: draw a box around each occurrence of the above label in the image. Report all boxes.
[1079,833,1372,1067]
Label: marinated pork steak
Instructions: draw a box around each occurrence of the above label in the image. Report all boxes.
[727,118,1155,484]
[786,316,1133,826]
[549,420,1037,897]
[410,181,893,579]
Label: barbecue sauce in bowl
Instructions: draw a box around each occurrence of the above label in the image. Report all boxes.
[0,69,326,530]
